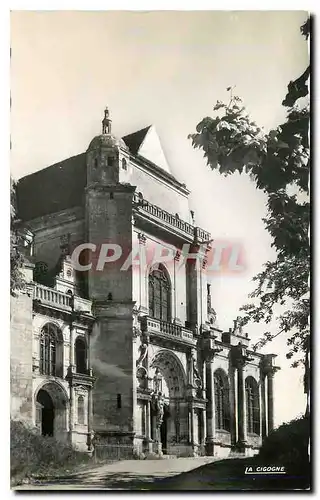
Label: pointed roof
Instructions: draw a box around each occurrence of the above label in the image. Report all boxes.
[123,125,172,175]
[122,126,151,155]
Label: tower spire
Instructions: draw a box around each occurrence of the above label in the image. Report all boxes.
[102,106,112,134]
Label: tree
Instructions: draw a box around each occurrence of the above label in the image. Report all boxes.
[10,177,25,296]
[188,19,310,392]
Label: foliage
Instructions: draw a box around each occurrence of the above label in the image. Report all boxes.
[10,177,26,296]
[257,415,310,489]
[188,18,310,376]
[10,419,90,486]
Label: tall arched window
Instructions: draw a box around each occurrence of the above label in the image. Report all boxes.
[77,396,85,425]
[75,337,87,374]
[148,265,171,321]
[40,323,63,376]
[245,377,260,435]
[214,369,230,431]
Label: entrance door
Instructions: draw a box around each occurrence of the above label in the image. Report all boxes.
[37,389,54,437]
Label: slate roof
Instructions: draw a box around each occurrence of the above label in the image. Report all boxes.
[16,126,185,222]
[16,153,87,222]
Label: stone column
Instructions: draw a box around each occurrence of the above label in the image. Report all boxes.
[188,407,194,445]
[68,325,75,444]
[145,401,152,453]
[205,362,215,455]
[261,373,267,438]
[138,233,147,311]
[230,366,237,446]
[173,251,180,322]
[267,372,275,433]
[87,330,94,452]
[69,325,75,371]
[237,361,247,450]
[201,409,206,453]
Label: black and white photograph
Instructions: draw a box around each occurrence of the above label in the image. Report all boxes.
[9,8,310,491]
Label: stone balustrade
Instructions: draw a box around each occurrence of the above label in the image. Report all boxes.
[133,194,211,243]
[140,316,195,344]
[34,284,92,314]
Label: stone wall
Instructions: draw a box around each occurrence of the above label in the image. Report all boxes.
[10,293,33,423]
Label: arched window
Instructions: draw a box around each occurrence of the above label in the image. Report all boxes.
[214,370,230,431]
[122,158,127,170]
[77,396,85,425]
[75,337,87,374]
[246,377,260,435]
[148,265,171,321]
[40,323,63,377]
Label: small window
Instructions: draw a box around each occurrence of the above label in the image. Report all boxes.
[77,396,85,425]
[117,394,122,409]
[75,337,87,374]
[107,156,114,167]
[110,192,114,200]
[94,158,98,168]
[122,158,127,171]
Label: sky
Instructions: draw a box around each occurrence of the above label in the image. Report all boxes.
[10,10,309,426]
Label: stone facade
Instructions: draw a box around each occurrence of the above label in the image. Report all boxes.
[11,110,279,457]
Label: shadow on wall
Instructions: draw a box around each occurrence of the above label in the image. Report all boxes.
[90,323,131,380]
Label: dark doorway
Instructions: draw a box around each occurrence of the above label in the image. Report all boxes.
[160,404,170,454]
[37,389,54,436]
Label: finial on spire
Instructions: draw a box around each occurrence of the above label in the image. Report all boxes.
[102,106,112,134]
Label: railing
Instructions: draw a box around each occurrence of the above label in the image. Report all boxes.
[133,194,211,243]
[140,316,195,343]
[74,295,92,314]
[34,284,92,314]
[194,226,211,243]
[34,284,71,308]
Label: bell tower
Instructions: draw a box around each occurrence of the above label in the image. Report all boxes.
[85,108,137,442]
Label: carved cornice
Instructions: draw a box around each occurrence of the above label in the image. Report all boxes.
[33,299,95,328]
[65,366,96,387]
[260,354,280,376]
[231,343,254,369]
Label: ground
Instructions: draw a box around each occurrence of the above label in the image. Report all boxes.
[13,456,308,491]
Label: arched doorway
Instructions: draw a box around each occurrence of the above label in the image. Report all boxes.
[149,350,186,454]
[37,389,54,436]
[35,382,68,441]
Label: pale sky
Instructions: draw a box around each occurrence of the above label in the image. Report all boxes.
[10,10,309,426]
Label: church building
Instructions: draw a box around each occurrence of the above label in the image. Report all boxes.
[11,109,279,458]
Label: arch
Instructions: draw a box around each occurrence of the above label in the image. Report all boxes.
[214,368,230,431]
[35,381,68,438]
[34,379,69,408]
[75,336,87,374]
[245,376,260,435]
[39,323,64,377]
[148,263,172,322]
[149,349,186,398]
